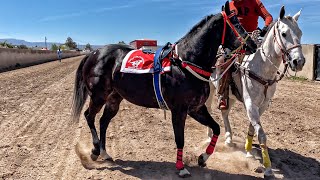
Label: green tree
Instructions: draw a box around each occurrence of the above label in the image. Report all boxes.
[51,43,59,51]
[65,37,77,49]
[59,44,67,50]
[0,41,14,48]
[17,44,28,49]
[85,43,92,51]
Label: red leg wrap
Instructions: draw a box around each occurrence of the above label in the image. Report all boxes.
[206,135,218,155]
[176,149,184,170]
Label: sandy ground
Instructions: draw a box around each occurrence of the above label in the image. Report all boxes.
[0,56,319,180]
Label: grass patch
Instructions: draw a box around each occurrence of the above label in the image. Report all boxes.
[288,76,308,81]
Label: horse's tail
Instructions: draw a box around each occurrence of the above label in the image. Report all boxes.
[72,55,89,122]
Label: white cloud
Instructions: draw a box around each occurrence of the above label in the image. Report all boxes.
[39,12,83,22]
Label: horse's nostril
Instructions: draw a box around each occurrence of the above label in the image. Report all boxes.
[293,59,298,67]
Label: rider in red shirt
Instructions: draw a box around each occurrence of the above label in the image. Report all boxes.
[218,0,273,110]
[230,0,273,35]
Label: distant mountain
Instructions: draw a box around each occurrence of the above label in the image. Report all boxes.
[0,38,104,50]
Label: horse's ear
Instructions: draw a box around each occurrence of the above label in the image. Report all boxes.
[293,9,302,21]
[224,1,231,15]
[279,5,285,19]
[222,5,225,11]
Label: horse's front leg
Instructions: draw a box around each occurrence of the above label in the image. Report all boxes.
[244,101,274,177]
[171,107,190,178]
[188,105,220,167]
[245,123,255,158]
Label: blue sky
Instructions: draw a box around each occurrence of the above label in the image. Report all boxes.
[0,0,319,45]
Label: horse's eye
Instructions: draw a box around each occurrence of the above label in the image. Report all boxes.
[282,33,287,38]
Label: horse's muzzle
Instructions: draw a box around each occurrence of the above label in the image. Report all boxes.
[291,57,305,71]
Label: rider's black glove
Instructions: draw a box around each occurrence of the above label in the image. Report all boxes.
[260,26,269,37]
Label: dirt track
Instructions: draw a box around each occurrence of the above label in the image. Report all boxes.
[0,56,319,180]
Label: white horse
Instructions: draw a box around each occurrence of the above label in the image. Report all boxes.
[206,6,305,178]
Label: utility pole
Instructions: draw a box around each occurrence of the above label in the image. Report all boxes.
[45,36,47,50]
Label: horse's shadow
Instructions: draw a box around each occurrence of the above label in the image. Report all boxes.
[251,144,320,179]
[76,143,258,179]
[95,159,261,180]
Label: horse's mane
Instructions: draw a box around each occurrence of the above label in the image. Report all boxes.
[262,21,276,44]
[175,14,217,44]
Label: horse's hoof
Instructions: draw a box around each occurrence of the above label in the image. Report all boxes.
[178,168,191,178]
[91,149,100,161]
[100,150,113,161]
[264,168,275,179]
[198,154,207,167]
[90,153,99,161]
[246,151,254,158]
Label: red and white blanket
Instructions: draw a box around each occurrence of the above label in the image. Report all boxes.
[120,50,171,74]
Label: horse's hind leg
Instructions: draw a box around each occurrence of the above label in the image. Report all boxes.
[222,98,235,145]
[206,98,235,146]
[188,105,220,167]
[99,91,123,161]
[205,82,215,114]
[84,95,107,160]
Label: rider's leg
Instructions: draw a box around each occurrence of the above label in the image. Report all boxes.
[217,71,230,110]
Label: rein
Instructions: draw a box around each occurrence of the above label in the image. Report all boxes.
[173,11,249,82]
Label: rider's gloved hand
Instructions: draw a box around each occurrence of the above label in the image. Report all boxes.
[260,26,269,37]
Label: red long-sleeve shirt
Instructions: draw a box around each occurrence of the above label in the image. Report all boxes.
[230,0,273,32]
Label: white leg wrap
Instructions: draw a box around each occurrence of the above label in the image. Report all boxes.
[179,168,191,177]
[202,152,210,162]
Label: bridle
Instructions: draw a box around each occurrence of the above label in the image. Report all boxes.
[221,11,249,54]
[260,19,302,80]
[239,19,302,97]
[172,11,251,82]
[272,20,301,64]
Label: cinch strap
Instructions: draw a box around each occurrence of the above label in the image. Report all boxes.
[153,47,169,110]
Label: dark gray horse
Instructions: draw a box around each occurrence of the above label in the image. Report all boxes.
[72,1,257,177]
